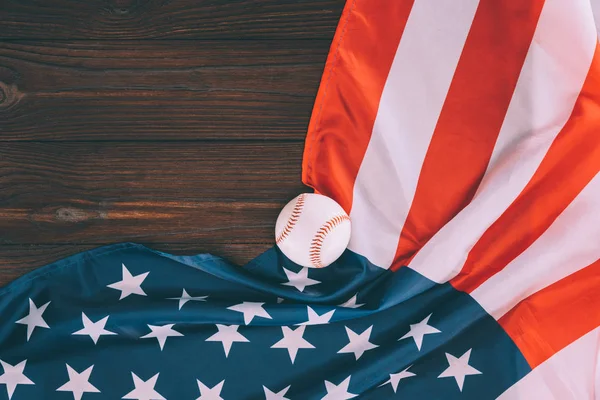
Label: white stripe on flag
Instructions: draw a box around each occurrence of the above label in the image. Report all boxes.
[407,0,597,283]
[481,0,598,190]
[348,0,480,269]
[497,326,600,399]
[592,0,600,36]
[471,172,600,319]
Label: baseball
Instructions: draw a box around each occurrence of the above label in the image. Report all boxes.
[275,193,351,268]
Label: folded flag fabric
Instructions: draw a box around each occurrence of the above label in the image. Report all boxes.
[303,0,600,396]
[2,0,600,399]
[0,243,529,399]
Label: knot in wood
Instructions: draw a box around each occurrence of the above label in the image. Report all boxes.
[0,82,22,109]
[55,207,91,223]
[108,0,148,15]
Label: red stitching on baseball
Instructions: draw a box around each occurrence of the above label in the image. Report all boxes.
[276,194,306,244]
[309,214,350,268]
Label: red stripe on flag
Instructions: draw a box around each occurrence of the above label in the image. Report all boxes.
[451,43,600,293]
[302,0,415,213]
[499,257,600,368]
[392,0,545,270]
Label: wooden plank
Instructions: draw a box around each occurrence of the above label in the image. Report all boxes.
[0,0,343,40]
[0,243,272,286]
[0,142,308,244]
[0,41,329,140]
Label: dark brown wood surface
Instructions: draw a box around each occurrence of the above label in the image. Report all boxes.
[0,1,342,39]
[0,41,330,140]
[0,1,344,285]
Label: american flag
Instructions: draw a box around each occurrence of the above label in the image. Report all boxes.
[1,0,600,398]
[303,0,600,396]
[0,243,531,399]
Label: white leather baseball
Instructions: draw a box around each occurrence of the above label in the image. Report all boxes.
[275,193,351,268]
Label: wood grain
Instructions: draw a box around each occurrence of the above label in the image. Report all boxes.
[0,41,329,140]
[0,243,272,286]
[0,0,343,40]
[0,2,340,283]
[0,142,308,244]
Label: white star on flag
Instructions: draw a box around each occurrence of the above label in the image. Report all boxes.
[107,263,149,300]
[0,359,34,400]
[227,301,272,325]
[271,326,315,364]
[297,306,335,326]
[321,376,357,400]
[205,325,249,357]
[337,326,378,360]
[281,267,320,292]
[438,349,482,391]
[263,385,291,400]
[141,324,183,351]
[72,312,117,344]
[399,313,441,350]
[122,372,165,400]
[276,297,285,304]
[56,364,100,400]
[338,294,364,309]
[379,365,415,393]
[195,379,224,400]
[15,298,51,341]
[168,289,207,310]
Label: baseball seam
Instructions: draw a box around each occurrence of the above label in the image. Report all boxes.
[276,194,306,245]
[309,214,350,268]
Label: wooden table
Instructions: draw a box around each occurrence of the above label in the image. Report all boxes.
[0,0,344,285]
